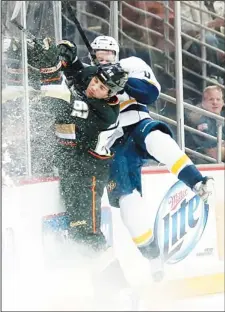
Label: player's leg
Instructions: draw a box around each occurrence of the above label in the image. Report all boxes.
[106,138,162,280]
[128,118,213,280]
[92,258,132,309]
[117,140,154,249]
[120,140,164,281]
[111,121,174,281]
[131,118,205,189]
[89,156,114,252]
[58,154,108,254]
[107,137,153,248]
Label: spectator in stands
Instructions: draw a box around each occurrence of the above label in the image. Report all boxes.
[181,1,225,82]
[124,1,174,63]
[185,85,225,163]
[205,1,225,34]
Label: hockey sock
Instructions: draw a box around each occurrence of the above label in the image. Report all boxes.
[119,190,153,248]
[138,239,160,259]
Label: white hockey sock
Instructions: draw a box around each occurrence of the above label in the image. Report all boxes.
[145,130,192,175]
[119,190,153,247]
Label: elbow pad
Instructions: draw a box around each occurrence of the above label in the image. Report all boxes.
[124,78,159,104]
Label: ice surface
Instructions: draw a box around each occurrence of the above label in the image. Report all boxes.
[2,229,224,311]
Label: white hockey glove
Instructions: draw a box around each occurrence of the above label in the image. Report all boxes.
[192,177,214,202]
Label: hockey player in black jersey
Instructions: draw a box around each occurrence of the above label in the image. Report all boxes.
[28,38,128,253]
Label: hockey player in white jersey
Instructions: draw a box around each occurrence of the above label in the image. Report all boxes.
[91,36,214,282]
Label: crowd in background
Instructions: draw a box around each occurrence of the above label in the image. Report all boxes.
[2,0,225,180]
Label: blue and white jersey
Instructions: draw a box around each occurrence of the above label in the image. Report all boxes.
[105,56,161,148]
[118,56,161,128]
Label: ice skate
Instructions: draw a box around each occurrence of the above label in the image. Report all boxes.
[150,255,164,283]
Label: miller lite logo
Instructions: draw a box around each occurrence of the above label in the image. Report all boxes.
[155,181,209,264]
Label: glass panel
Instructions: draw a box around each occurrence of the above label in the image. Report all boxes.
[26,1,56,40]
[2,1,61,182]
[118,1,224,164]
[2,1,27,180]
[25,1,60,176]
[61,1,111,62]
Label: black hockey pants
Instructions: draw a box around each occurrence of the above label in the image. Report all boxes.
[55,146,112,252]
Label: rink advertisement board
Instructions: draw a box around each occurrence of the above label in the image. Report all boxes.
[2,164,224,296]
[100,165,224,283]
[142,168,218,269]
[141,165,224,264]
[153,180,210,265]
[101,165,224,296]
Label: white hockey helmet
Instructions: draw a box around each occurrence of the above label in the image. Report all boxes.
[91,36,119,63]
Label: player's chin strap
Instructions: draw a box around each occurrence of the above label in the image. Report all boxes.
[107,96,120,106]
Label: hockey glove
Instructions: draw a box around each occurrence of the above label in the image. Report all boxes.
[57,40,86,88]
[57,40,77,66]
[192,176,214,202]
[27,37,62,86]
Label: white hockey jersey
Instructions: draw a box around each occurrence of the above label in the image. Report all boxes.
[118,56,161,128]
[105,56,161,149]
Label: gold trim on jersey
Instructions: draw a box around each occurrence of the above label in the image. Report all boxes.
[55,124,75,134]
[171,154,190,175]
[55,124,76,140]
[132,229,153,246]
[147,79,159,89]
[120,99,137,110]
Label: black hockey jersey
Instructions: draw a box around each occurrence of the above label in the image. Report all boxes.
[39,87,119,159]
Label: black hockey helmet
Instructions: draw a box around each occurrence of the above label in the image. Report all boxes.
[73,63,128,97]
[73,65,98,93]
[97,63,128,97]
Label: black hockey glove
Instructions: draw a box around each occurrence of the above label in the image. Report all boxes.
[57,39,85,87]
[57,39,77,66]
[27,37,62,86]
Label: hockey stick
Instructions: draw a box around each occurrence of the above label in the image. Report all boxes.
[61,0,100,66]
[10,1,55,56]
[10,18,63,73]
[10,19,38,44]
[10,1,39,45]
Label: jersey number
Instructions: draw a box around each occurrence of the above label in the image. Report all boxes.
[71,100,89,119]
[144,71,151,79]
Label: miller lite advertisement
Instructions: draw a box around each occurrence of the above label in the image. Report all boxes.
[154,180,210,264]
[141,169,219,275]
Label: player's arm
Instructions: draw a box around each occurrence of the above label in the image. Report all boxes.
[56,39,85,88]
[120,56,161,104]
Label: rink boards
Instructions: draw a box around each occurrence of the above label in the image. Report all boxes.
[2,164,224,298]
